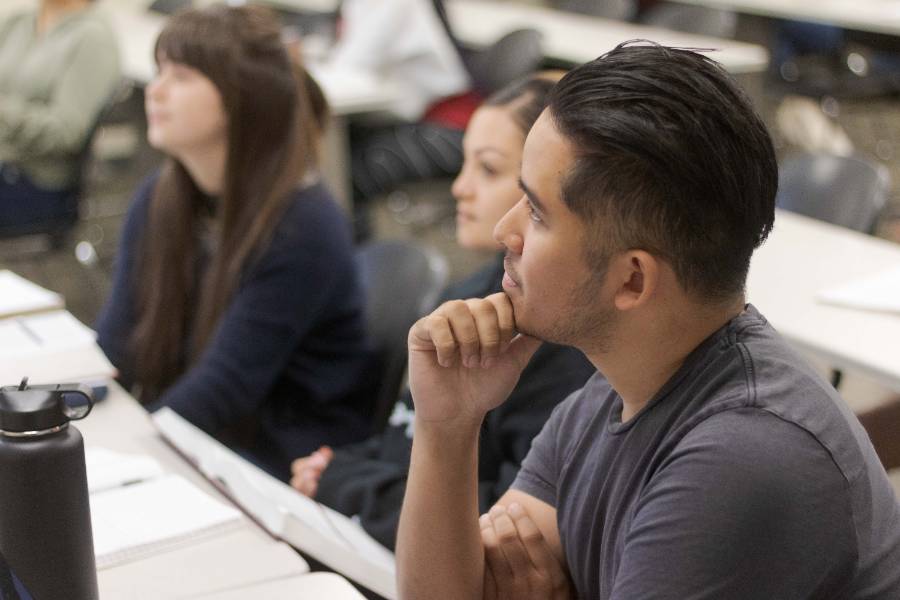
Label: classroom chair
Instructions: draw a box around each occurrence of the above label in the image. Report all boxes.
[464,28,545,96]
[355,239,448,432]
[381,28,545,234]
[776,151,891,389]
[776,152,890,234]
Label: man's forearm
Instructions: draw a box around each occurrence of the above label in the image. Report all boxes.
[397,418,484,600]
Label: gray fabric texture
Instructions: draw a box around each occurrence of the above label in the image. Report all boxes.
[513,304,900,599]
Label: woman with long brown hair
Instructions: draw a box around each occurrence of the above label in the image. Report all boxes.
[96,5,372,479]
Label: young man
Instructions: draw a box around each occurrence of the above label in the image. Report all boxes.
[396,43,900,599]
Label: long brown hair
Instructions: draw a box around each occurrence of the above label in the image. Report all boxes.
[131,5,323,399]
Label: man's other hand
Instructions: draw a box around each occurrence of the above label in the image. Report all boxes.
[481,503,573,600]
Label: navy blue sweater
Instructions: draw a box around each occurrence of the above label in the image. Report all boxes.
[96,177,373,478]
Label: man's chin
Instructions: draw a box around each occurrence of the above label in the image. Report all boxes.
[508,302,543,341]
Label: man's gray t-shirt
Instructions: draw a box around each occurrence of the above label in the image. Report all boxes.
[513,305,900,599]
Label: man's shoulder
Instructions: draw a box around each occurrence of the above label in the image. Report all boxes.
[671,401,884,518]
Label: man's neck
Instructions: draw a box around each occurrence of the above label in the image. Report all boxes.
[588,298,745,422]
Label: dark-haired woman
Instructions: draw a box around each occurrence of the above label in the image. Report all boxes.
[96,5,372,479]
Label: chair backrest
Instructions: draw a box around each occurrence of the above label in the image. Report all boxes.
[553,0,634,20]
[463,28,545,96]
[148,0,191,15]
[356,240,449,432]
[776,152,890,233]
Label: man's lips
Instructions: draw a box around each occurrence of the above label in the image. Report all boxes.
[503,256,520,288]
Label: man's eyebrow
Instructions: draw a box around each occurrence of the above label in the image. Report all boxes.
[518,177,547,214]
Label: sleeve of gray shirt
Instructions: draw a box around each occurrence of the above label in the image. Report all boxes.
[610,408,858,599]
[511,388,585,507]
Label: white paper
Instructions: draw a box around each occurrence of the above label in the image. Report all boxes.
[85,447,165,494]
[0,310,115,385]
[90,473,243,569]
[0,270,64,319]
[817,265,900,315]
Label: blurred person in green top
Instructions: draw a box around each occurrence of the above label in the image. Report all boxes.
[0,0,120,234]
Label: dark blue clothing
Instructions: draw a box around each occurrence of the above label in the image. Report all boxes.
[96,176,373,479]
[0,163,76,235]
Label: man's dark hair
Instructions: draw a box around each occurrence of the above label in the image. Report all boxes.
[548,41,777,301]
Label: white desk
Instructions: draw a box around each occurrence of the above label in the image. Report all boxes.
[79,383,364,599]
[668,0,900,37]
[446,0,769,73]
[748,209,900,393]
[201,572,366,599]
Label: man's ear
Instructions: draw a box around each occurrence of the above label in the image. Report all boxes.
[613,250,659,311]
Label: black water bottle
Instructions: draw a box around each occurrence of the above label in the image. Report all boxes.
[0,379,98,600]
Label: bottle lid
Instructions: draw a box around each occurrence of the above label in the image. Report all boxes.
[0,378,93,434]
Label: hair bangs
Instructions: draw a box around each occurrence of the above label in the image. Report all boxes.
[154,9,228,76]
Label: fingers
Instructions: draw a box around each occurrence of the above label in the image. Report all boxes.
[480,513,512,578]
[288,446,332,498]
[507,503,566,587]
[506,334,542,371]
[446,300,481,368]
[481,511,525,599]
[483,558,499,600]
[480,503,570,598]
[289,466,317,497]
[488,505,532,574]
[485,293,517,351]
[466,299,500,367]
[409,293,523,369]
[309,445,333,469]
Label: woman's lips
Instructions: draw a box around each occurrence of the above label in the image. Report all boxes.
[456,210,475,223]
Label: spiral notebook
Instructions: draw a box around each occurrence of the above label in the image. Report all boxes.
[89,472,243,569]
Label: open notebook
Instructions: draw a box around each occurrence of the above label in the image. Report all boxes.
[86,448,243,570]
[152,408,398,600]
